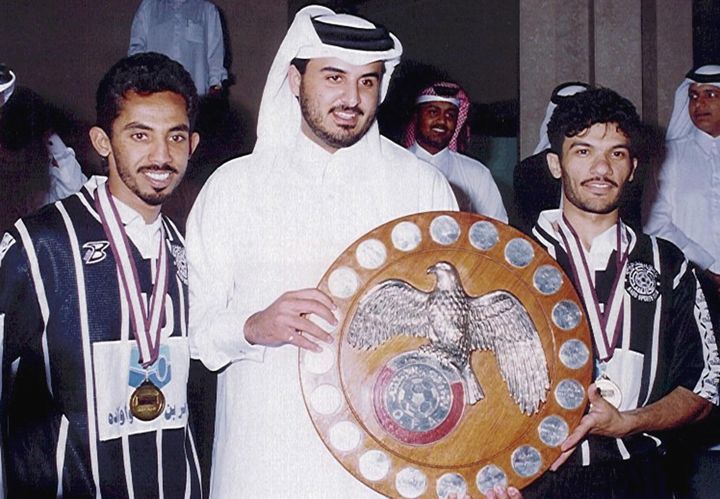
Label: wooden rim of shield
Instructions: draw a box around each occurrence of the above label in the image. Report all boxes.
[299,212,592,498]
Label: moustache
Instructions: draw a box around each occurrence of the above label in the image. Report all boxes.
[581,177,618,188]
[330,105,364,116]
[139,164,178,174]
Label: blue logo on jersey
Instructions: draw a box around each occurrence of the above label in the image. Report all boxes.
[82,241,110,264]
[129,344,172,389]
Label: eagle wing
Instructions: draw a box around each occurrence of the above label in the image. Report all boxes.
[467,290,549,414]
[347,279,432,349]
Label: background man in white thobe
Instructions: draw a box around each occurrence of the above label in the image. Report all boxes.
[403,81,508,221]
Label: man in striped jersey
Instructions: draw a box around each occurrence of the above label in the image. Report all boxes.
[0,52,202,497]
[525,87,720,498]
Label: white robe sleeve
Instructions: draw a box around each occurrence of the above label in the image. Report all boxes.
[186,173,265,371]
[643,157,715,271]
[44,134,87,205]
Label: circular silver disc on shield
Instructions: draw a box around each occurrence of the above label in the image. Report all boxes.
[328,267,359,299]
[533,265,563,295]
[395,467,428,498]
[504,238,535,268]
[355,239,387,269]
[559,339,590,369]
[538,415,570,447]
[430,215,461,245]
[552,300,582,330]
[511,445,542,478]
[391,221,422,252]
[476,464,508,494]
[554,379,586,410]
[436,472,467,499]
[359,450,391,481]
[469,220,499,250]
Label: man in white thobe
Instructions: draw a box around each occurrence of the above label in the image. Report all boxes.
[128,0,227,96]
[186,6,459,498]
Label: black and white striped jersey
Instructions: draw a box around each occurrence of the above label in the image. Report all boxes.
[0,181,202,498]
[533,211,720,466]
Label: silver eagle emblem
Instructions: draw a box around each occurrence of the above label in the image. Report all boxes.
[348,261,550,415]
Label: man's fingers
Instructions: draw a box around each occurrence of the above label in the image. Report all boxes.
[290,297,338,328]
[288,316,334,344]
[291,332,322,352]
[286,288,337,313]
[550,447,574,471]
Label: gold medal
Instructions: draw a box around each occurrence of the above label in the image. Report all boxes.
[595,375,622,408]
[130,380,166,421]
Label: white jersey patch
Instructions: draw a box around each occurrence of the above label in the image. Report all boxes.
[0,232,16,266]
[93,336,189,442]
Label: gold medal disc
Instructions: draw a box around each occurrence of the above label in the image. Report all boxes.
[130,380,166,421]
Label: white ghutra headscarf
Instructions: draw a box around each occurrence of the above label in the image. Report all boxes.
[255,5,403,152]
[666,64,720,141]
[0,68,16,108]
[533,82,591,155]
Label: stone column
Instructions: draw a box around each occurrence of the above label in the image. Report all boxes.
[519,0,692,158]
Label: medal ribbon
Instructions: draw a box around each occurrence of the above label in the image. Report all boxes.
[557,216,629,361]
[94,182,169,368]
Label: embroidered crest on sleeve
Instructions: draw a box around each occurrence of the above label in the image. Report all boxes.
[625,262,660,302]
[170,244,188,285]
[0,233,17,266]
[82,241,110,265]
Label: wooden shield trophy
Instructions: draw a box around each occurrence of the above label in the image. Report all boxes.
[299,212,592,498]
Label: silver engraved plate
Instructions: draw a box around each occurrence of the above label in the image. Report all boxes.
[310,384,342,415]
[504,238,535,268]
[476,464,508,494]
[436,472,468,499]
[374,352,464,445]
[469,220,499,250]
[554,379,586,410]
[329,420,361,452]
[355,238,387,270]
[511,445,542,478]
[359,450,391,481]
[552,300,582,330]
[391,221,422,252]
[328,267,359,299]
[533,265,563,295]
[395,467,428,498]
[430,215,461,245]
[559,339,590,369]
[538,415,570,447]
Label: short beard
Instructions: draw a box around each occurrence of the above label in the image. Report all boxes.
[118,164,180,206]
[298,91,376,150]
[562,176,624,215]
[416,132,450,152]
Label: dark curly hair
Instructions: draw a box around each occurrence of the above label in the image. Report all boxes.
[95,52,198,136]
[547,87,641,157]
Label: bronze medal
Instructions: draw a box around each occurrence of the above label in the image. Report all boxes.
[130,380,166,421]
